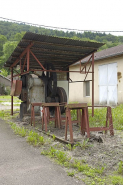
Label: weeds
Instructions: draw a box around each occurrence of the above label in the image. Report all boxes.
[10,123,27,137]
[41,147,106,184]
[27,131,45,146]
[41,147,71,166]
[52,134,56,141]
[67,171,75,177]
[8,121,45,146]
[110,175,123,185]
[75,139,92,149]
[117,161,123,175]
[66,144,75,151]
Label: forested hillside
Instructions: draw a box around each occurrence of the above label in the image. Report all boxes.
[0,20,123,76]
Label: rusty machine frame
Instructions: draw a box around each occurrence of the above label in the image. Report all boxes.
[10,49,95,116]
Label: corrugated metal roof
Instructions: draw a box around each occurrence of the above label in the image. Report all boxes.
[74,44,123,65]
[4,32,104,70]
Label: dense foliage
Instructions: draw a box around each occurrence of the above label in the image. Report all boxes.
[0,20,123,76]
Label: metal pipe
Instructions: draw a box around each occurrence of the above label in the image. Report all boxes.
[92,53,94,117]
[27,48,30,71]
[11,68,13,115]
[30,50,45,70]
[69,80,92,83]
[22,54,27,73]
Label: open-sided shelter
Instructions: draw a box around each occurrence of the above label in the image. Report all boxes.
[4,32,103,116]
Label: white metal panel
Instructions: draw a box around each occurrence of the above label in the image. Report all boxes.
[99,63,117,105]
[108,86,117,105]
[99,64,108,85]
[99,86,107,104]
[108,63,117,85]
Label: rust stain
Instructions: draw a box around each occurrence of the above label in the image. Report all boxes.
[117,72,122,82]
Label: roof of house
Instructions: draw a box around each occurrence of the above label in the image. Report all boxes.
[73,44,123,65]
[4,32,103,70]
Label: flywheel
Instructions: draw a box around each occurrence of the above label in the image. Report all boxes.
[39,62,57,101]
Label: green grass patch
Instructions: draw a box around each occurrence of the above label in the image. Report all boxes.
[70,104,123,130]
[27,130,45,146]
[67,171,76,177]
[117,161,123,175]
[110,175,123,185]
[75,139,93,149]
[0,110,12,120]
[9,122,28,137]
[0,95,21,103]
[0,110,19,121]
[7,120,45,147]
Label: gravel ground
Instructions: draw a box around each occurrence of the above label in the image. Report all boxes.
[15,115,123,181]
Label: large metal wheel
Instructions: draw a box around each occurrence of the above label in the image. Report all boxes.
[40,62,57,100]
[56,87,67,113]
[21,75,26,88]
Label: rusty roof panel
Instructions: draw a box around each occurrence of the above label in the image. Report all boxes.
[4,32,104,69]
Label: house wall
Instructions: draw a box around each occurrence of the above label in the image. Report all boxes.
[69,55,123,105]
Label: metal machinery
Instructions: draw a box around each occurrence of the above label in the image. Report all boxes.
[20,62,68,119]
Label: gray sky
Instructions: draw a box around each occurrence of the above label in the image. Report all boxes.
[0,0,123,36]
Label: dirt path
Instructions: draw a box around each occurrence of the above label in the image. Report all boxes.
[0,103,19,110]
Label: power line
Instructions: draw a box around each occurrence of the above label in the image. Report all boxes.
[0,16,123,33]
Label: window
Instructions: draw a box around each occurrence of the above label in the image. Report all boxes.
[84,81,90,96]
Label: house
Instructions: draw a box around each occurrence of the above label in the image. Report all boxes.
[69,44,123,106]
[0,74,11,94]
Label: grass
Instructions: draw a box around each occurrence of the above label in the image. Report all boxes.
[75,139,93,149]
[11,123,27,137]
[27,130,45,146]
[117,161,123,175]
[0,95,21,103]
[70,104,123,130]
[110,175,123,185]
[67,171,76,177]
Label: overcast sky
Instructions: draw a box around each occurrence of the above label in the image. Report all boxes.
[0,0,123,36]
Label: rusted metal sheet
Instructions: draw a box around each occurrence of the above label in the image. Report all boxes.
[10,80,22,96]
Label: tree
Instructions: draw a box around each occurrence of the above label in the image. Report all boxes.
[0,68,8,77]
[3,41,17,59]
[0,41,18,68]
[0,35,7,56]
